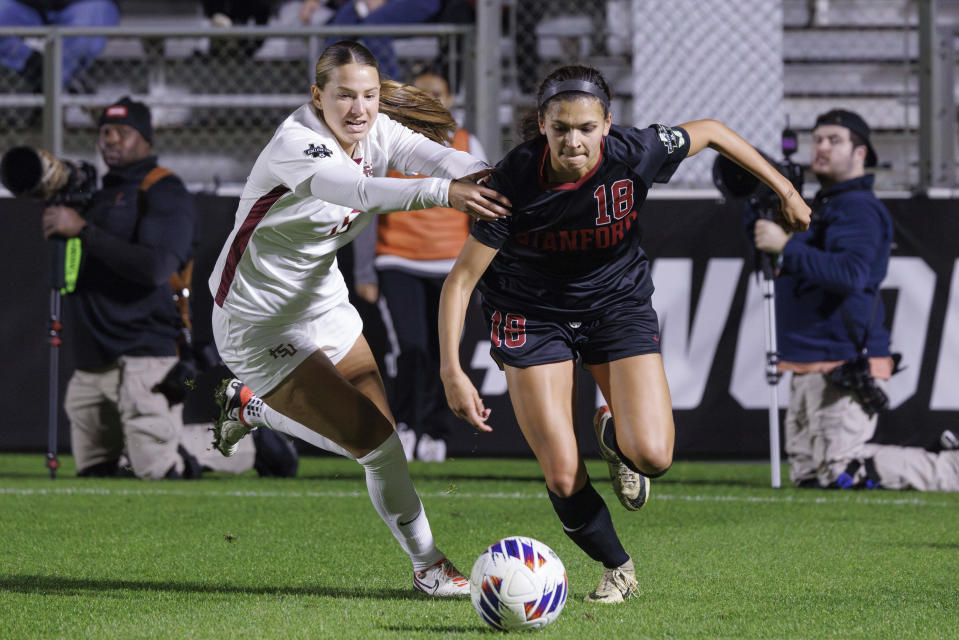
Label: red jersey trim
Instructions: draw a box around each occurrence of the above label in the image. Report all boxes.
[214,185,289,307]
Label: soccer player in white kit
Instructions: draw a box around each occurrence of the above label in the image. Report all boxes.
[207,41,511,596]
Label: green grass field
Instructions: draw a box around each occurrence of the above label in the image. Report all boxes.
[1,453,956,639]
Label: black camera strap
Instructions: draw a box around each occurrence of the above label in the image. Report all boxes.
[135,167,194,354]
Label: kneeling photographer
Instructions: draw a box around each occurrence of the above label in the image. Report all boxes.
[752,109,959,492]
[34,97,199,479]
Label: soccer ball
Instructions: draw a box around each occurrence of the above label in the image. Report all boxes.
[469,536,568,632]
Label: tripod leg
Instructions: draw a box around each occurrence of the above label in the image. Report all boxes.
[47,288,62,479]
[768,386,781,488]
[762,275,781,489]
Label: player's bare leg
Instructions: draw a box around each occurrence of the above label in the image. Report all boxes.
[505,360,635,603]
[255,335,468,595]
[590,353,674,474]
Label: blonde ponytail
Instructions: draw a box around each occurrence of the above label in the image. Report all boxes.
[379,79,457,145]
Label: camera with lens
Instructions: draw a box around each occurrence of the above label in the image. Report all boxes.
[829,357,889,416]
[1,145,97,210]
[713,125,805,280]
[152,341,222,407]
[712,125,804,223]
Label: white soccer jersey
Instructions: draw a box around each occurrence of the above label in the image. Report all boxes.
[209,103,487,325]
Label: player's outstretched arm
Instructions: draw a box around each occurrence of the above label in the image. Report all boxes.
[681,119,811,233]
[448,169,512,222]
[439,237,499,432]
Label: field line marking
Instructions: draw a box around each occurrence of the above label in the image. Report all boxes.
[0,486,955,507]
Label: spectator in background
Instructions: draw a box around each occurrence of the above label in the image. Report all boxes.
[0,0,119,92]
[204,0,274,27]
[203,0,276,57]
[754,108,959,492]
[40,96,199,479]
[353,66,485,462]
[321,0,443,80]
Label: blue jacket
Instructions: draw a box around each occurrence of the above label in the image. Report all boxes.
[775,174,892,362]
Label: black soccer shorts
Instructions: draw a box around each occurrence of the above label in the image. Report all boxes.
[481,298,661,369]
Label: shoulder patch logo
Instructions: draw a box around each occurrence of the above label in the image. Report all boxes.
[304,143,333,158]
[656,124,685,155]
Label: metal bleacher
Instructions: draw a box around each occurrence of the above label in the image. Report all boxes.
[781,0,959,191]
[1,0,956,191]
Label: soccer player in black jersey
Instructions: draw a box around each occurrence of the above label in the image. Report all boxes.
[438,65,810,603]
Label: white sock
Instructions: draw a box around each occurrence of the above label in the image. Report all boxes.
[242,393,355,460]
[357,431,444,571]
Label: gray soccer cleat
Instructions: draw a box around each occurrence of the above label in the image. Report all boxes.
[584,558,638,604]
[212,378,254,457]
[593,405,650,511]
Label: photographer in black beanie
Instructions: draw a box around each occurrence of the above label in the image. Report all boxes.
[41,96,200,479]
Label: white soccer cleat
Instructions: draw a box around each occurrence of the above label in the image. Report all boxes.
[940,429,959,451]
[593,405,650,512]
[584,559,638,604]
[416,433,447,462]
[413,558,470,596]
[212,378,254,457]
[396,423,416,462]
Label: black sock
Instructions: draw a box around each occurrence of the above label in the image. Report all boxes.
[602,416,642,474]
[547,481,629,569]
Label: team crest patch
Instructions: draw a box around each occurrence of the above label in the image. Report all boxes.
[304,143,333,158]
[656,124,685,155]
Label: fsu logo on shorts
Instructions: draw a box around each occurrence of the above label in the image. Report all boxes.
[269,343,298,359]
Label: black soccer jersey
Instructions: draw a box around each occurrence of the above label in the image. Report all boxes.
[471,123,690,321]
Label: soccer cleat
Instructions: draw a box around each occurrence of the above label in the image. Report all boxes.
[593,405,650,511]
[416,433,447,462]
[212,378,254,457]
[413,558,470,596]
[584,559,638,604]
[940,429,959,451]
[396,423,416,462]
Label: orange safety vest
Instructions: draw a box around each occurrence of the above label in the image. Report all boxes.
[376,128,472,261]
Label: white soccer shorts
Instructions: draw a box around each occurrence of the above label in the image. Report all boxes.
[212,298,364,396]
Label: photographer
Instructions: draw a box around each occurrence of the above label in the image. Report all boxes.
[754,109,959,491]
[41,96,199,479]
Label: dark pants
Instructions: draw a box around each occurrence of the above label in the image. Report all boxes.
[378,268,449,440]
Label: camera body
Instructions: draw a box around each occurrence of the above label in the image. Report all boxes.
[712,140,804,223]
[829,357,889,416]
[1,146,97,210]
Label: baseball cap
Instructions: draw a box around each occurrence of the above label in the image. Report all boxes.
[814,109,877,167]
[98,96,153,144]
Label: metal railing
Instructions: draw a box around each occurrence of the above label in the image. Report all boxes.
[0,0,956,192]
[0,20,501,188]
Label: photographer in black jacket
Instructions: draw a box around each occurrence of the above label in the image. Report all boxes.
[41,96,199,479]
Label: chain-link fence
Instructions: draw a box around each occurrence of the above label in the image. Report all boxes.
[0,1,956,192]
[0,24,476,190]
